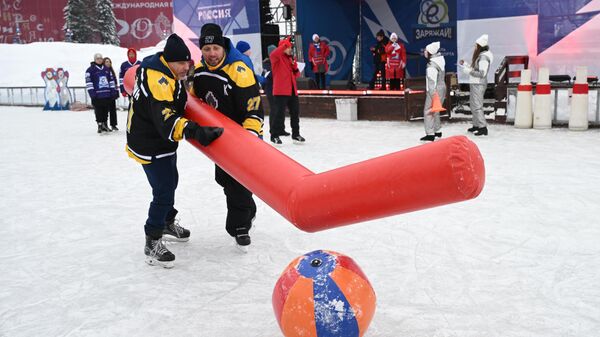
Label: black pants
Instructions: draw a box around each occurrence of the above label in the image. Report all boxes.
[108,99,118,127]
[92,98,111,123]
[369,63,386,89]
[142,154,179,239]
[270,95,300,137]
[315,72,326,89]
[215,165,256,237]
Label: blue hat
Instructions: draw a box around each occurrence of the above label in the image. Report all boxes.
[236,40,251,54]
[267,44,276,55]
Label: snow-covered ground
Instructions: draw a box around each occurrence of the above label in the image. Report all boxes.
[1,106,600,337]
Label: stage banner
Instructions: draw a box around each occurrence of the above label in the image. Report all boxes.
[173,0,263,72]
[297,0,359,84]
[112,1,174,49]
[0,0,173,49]
[0,1,65,44]
[361,0,458,83]
[457,0,600,83]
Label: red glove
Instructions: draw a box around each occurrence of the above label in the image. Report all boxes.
[56,87,61,93]
[121,92,128,97]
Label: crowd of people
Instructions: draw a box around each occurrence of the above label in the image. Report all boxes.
[85,26,493,267]
[119,23,313,268]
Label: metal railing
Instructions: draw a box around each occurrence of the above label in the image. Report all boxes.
[0,86,128,108]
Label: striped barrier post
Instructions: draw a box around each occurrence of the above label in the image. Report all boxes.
[569,66,589,131]
[514,69,533,128]
[533,67,552,129]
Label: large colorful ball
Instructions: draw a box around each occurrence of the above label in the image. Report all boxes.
[272,250,376,337]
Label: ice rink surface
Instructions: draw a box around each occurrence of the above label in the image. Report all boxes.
[1,107,599,337]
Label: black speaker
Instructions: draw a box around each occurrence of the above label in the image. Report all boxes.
[329,80,355,90]
[297,77,317,90]
[261,24,280,59]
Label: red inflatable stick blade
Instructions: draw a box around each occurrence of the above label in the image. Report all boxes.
[124,69,485,232]
[185,97,485,233]
[123,65,139,95]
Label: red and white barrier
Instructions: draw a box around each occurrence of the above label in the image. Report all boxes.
[514,69,533,128]
[569,66,589,131]
[533,67,552,129]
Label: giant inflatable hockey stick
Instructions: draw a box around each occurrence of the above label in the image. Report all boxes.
[125,66,485,232]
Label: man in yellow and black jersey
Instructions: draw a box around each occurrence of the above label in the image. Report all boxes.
[191,23,264,248]
[126,33,223,268]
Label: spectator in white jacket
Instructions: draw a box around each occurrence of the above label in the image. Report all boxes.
[420,41,446,142]
[460,34,494,136]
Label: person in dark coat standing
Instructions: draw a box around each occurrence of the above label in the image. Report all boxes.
[308,34,330,89]
[86,53,116,133]
[126,33,223,268]
[269,36,304,145]
[119,48,141,97]
[369,29,389,90]
[191,23,264,248]
[103,57,120,130]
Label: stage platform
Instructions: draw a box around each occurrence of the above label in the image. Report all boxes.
[261,88,443,122]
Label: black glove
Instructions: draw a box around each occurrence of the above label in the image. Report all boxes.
[184,122,223,146]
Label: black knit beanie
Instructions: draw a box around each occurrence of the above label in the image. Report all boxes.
[199,23,225,48]
[164,34,191,62]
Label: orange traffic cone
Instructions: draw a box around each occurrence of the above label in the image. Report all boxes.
[430,92,446,113]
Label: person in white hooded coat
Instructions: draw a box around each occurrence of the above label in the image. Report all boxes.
[460,34,494,136]
[420,41,446,142]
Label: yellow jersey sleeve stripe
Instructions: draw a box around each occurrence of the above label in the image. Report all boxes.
[223,61,256,88]
[146,69,175,102]
[172,117,188,141]
[243,117,263,136]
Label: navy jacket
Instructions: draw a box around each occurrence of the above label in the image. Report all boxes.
[85,63,117,99]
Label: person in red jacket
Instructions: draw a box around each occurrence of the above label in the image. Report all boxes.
[308,34,330,89]
[269,36,305,145]
[385,32,407,90]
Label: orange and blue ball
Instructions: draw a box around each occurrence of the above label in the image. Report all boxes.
[272,250,376,337]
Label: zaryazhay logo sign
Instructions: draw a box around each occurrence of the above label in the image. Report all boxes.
[414,0,453,41]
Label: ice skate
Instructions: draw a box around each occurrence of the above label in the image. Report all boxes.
[144,236,175,268]
[163,218,190,242]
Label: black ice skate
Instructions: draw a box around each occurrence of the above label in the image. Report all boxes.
[234,228,251,253]
[420,135,435,142]
[111,125,119,131]
[292,135,305,144]
[101,122,111,132]
[474,127,488,136]
[281,131,291,136]
[435,132,442,138]
[467,126,478,133]
[270,136,282,145]
[163,218,190,242]
[97,123,103,134]
[144,236,175,268]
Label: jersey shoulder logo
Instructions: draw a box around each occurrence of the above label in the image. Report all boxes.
[205,91,218,109]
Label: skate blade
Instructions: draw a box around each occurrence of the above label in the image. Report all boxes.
[292,140,305,145]
[162,236,189,242]
[145,257,174,268]
[234,244,249,254]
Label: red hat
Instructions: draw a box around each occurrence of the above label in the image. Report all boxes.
[127,48,137,63]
